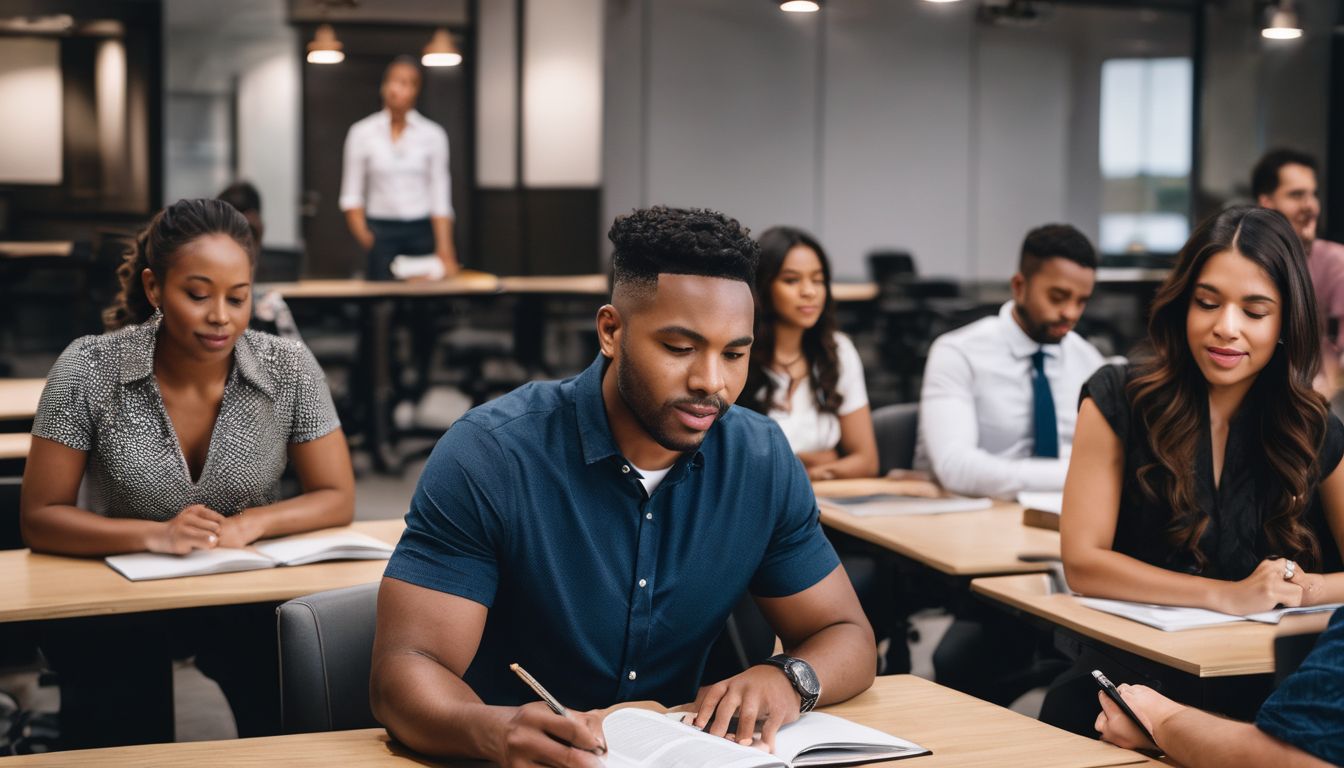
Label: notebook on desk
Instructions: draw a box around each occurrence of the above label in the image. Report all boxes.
[602,709,929,768]
[105,531,394,581]
[819,493,992,516]
[1077,596,1344,632]
[1017,491,1063,530]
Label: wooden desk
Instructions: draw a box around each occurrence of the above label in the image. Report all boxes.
[0,241,73,259]
[0,675,1153,767]
[0,378,45,422]
[972,573,1331,678]
[498,273,608,295]
[0,432,30,460]
[268,270,501,300]
[0,519,404,623]
[831,281,880,302]
[813,480,1057,577]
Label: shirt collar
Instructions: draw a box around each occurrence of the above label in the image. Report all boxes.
[998,300,1059,359]
[116,315,274,395]
[379,108,424,128]
[571,353,706,470]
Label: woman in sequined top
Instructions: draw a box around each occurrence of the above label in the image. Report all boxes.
[21,198,355,556]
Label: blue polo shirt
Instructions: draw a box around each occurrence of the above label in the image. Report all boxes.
[384,354,839,710]
[1256,607,1344,764]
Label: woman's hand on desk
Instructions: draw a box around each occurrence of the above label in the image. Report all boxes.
[1215,558,1305,615]
[690,664,800,752]
[147,504,225,554]
[217,512,264,549]
[496,701,606,768]
[1288,570,1327,605]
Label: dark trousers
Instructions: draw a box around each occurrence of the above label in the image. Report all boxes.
[365,218,435,281]
[932,602,1063,706]
[39,604,281,750]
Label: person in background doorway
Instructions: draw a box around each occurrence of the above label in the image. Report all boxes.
[340,55,458,280]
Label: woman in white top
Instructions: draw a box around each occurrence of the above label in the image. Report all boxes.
[743,227,879,480]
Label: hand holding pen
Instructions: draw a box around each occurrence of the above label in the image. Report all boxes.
[506,663,607,767]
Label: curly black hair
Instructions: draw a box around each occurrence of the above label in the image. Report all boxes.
[1019,223,1097,277]
[608,206,759,296]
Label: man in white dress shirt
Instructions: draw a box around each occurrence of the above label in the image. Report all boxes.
[340,56,459,279]
[918,224,1105,706]
[916,224,1105,499]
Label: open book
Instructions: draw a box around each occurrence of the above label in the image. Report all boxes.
[105,531,394,581]
[1077,596,1344,632]
[602,708,928,768]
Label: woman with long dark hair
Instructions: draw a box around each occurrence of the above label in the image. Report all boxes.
[741,227,878,480]
[21,199,355,748]
[1047,205,1344,733]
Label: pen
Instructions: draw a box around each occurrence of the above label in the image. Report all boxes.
[509,663,606,755]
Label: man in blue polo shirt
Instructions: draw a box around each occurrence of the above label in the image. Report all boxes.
[371,206,875,765]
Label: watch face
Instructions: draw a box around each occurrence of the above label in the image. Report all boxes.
[788,659,821,696]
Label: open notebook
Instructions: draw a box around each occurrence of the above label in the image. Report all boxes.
[602,709,929,768]
[1077,596,1344,632]
[820,493,992,517]
[105,531,394,581]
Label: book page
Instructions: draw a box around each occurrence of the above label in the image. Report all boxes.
[105,549,277,581]
[1016,491,1062,515]
[252,531,395,566]
[603,709,781,768]
[1244,603,1344,624]
[773,712,928,765]
[1077,597,1248,631]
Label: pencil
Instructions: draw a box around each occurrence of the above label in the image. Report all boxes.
[510,662,568,716]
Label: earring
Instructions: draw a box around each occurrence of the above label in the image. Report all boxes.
[151,305,163,322]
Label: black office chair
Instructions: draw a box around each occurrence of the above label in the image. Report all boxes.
[276,583,380,733]
[871,403,919,474]
[700,597,777,685]
[1274,628,1325,686]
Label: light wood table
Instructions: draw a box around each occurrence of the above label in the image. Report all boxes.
[0,519,404,623]
[0,378,45,422]
[0,675,1154,767]
[0,241,73,259]
[268,270,501,299]
[813,479,1057,577]
[498,274,880,302]
[972,573,1331,679]
[0,432,31,460]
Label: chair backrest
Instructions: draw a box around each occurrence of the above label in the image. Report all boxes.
[867,251,916,291]
[700,595,777,685]
[872,402,919,473]
[1274,629,1324,685]
[277,582,380,733]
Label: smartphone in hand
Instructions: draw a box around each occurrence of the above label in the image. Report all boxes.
[1092,670,1158,750]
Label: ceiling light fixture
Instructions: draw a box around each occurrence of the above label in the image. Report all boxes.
[421,28,462,67]
[1261,1,1303,40]
[779,1,821,13]
[306,24,345,64]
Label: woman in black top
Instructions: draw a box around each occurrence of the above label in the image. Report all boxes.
[1044,206,1344,734]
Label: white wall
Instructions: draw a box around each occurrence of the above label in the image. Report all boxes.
[602,0,1196,280]
[237,46,302,248]
[0,38,62,185]
[523,0,605,187]
[477,0,518,188]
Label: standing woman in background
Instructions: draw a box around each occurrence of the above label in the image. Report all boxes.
[742,226,879,480]
[1048,206,1344,734]
[340,55,458,279]
[20,199,355,748]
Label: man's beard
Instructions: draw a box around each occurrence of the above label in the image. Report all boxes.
[616,339,726,453]
[1014,303,1068,345]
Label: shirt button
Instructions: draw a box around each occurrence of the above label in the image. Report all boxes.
[628,670,637,680]
[638,578,647,588]
[645,512,653,520]
[621,464,631,474]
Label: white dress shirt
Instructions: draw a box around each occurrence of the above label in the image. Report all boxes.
[915,301,1105,498]
[764,332,870,454]
[339,109,453,220]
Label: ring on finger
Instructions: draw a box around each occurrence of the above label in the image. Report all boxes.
[1284,560,1297,580]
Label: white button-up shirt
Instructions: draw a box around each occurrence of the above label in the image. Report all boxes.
[915,301,1105,498]
[339,109,453,220]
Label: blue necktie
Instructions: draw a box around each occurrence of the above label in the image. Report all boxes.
[1031,349,1058,458]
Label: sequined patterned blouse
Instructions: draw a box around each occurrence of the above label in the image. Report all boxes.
[32,316,341,521]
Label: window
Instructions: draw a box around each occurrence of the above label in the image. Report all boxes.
[1098,57,1193,256]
